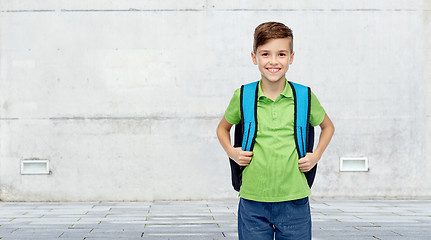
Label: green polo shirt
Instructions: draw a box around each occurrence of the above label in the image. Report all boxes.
[225,79,325,202]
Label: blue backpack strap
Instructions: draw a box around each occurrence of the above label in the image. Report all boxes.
[228,81,259,192]
[240,81,259,151]
[288,81,311,159]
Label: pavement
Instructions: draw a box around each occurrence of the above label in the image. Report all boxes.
[0,198,430,240]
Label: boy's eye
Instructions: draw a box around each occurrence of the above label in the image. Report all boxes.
[261,53,269,56]
[279,53,287,56]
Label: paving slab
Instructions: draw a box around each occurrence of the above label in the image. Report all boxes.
[0,199,431,239]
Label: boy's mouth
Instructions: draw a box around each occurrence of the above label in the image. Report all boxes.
[267,68,281,73]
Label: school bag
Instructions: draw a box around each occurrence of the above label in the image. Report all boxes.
[229,81,317,192]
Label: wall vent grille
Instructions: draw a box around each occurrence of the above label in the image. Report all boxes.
[21,160,50,175]
[340,157,368,172]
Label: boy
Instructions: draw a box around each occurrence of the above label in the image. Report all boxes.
[216,22,335,239]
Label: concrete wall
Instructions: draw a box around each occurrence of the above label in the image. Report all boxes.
[0,0,430,201]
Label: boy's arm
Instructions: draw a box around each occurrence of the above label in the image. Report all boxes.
[298,113,335,172]
[217,116,253,166]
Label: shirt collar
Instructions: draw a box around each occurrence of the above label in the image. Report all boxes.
[257,79,293,100]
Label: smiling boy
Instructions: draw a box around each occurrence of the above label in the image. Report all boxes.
[217,22,335,239]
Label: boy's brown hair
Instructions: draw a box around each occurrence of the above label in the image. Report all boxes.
[253,22,293,53]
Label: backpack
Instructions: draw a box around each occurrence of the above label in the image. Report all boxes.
[229,81,317,192]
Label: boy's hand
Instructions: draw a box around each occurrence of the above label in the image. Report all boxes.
[298,153,320,172]
[229,147,253,166]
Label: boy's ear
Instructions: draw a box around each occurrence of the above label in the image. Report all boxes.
[251,51,258,65]
[289,51,295,64]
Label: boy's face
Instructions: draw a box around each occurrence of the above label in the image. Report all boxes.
[251,38,294,84]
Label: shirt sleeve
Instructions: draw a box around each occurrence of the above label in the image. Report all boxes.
[224,88,241,125]
[309,90,326,127]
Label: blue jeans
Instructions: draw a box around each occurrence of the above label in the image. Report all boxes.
[238,197,311,240]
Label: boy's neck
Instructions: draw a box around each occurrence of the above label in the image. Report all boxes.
[260,77,286,101]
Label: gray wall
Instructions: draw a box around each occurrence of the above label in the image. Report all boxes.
[0,0,430,201]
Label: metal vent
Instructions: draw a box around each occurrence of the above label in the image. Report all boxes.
[340,157,368,172]
[21,160,50,175]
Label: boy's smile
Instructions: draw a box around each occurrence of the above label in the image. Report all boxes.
[267,68,281,73]
[251,38,294,84]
